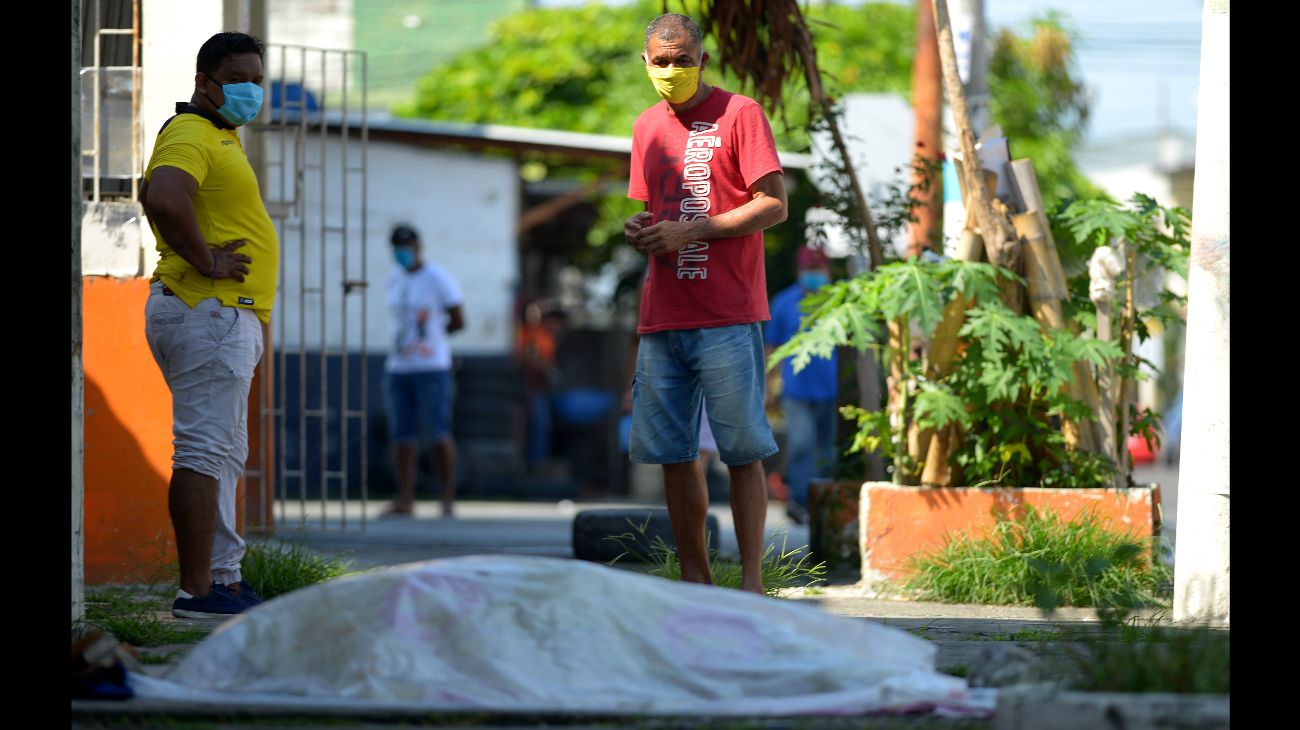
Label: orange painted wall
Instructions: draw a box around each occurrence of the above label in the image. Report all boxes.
[83,277,177,584]
[861,482,1161,583]
[83,277,265,585]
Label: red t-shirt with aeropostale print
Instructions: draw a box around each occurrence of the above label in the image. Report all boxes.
[628,87,783,334]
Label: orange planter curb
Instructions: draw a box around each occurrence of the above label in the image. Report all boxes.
[857,481,1162,590]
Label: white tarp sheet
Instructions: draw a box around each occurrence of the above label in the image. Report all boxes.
[132,556,996,717]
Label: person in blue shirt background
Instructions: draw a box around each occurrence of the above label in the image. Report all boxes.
[765,246,838,524]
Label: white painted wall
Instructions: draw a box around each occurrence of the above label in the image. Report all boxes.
[81,0,226,277]
[267,0,354,94]
[810,93,915,261]
[141,0,225,168]
[263,135,518,356]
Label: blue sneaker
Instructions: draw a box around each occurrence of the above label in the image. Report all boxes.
[172,582,249,619]
[230,580,264,607]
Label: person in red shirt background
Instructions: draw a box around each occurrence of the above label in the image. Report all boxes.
[624,12,788,595]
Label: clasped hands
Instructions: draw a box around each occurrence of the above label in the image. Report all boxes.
[624,212,699,256]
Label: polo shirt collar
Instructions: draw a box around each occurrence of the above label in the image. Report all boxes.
[174,101,235,131]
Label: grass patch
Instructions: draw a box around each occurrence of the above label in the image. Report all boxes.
[902,506,1171,608]
[1064,619,1230,693]
[80,588,206,647]
[90,614,207,647]
[75,540,352,650]
[606,518,826,597]
[240,538,354,600]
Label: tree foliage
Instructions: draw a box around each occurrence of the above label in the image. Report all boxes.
[771,258,1125,488]
[399,1,1099,269]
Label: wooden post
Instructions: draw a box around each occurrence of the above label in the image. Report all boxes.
[1006,158,1108,452]
[1094,289,1119,484]
[1013,211,1099,454]
[1006,160,1068,293]
[244,321,277,534]
[1116,242,1139,479]
[932,0,1017,270]
[71,0,85,628]
[888,319,913,484]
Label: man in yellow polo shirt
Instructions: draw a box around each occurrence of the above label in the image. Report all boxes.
[139,32,277,618]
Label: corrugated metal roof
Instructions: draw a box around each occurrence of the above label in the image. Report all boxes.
[262,108,815,170]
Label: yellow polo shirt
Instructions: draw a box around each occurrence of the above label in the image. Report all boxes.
[145,112,278,324]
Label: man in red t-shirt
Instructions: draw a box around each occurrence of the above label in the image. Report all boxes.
[624,12,788,595]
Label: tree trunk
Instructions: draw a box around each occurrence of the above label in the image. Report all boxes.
[1116,242,1138,480]
[1012,211,1099,454]
[931,0,1016,270]
[790,10,884,269]
[909,0,944,257]
[789,6,888,481]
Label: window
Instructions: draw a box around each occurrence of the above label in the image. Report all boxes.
[81,0,142,202]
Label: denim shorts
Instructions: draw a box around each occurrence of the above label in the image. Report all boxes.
[630,323,778,466]
[387,369,453,443]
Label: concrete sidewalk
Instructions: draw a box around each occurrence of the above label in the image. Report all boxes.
[264,498,812,569]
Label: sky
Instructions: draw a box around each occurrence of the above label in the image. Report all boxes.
[536,0,1206,146]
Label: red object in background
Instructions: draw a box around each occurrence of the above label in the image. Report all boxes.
[1127,434,1157,464]
[768,473,791,502]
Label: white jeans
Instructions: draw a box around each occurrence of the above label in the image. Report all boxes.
[144,281,263,584]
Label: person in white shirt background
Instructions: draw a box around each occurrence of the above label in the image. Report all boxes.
[384,224,466,518]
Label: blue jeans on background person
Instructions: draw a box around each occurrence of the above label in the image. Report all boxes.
[525,392,552,467]
[782,397,838,509]
[386,369,453,443]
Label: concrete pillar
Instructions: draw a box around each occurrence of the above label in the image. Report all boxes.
[223,0,250,32]
[72,0,85,627]
[1172,0,1229,625]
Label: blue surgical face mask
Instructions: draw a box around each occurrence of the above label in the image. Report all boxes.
[206,79,264,127]
[393,247,415,269]
[799,271,829,290]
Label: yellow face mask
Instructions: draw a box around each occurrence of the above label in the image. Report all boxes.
[646,64,700,104]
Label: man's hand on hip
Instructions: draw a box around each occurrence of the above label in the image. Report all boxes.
[210,240,252,282]
[633,220,698,257]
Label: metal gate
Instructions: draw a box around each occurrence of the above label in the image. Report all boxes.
[246,43,370,531]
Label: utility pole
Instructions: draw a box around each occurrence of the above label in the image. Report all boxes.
[908,0,943,258]
[1173,0,1229,626]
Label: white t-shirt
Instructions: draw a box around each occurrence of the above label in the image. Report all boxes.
[385,262,464,373]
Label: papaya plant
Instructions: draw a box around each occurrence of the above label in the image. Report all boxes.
[770,257,1124,487]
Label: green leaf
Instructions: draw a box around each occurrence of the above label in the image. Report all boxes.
[913,383,972,430]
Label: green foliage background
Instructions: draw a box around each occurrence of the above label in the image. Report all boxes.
[394,0,1100,281]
